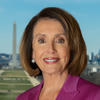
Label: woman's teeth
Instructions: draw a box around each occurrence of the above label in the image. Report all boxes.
[43,57,59,64]
[44,59,57,62]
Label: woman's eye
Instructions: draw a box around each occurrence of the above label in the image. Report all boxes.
[56,38,65,44]
[38,39,45,44]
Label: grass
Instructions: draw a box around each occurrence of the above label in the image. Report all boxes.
[0,69,33,100]
[0,93,19,100]
[0,77,31,83]
[0,84,33,90]
[1,70,26,77]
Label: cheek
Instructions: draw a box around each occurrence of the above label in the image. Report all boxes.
[33,45,45,60]
[58,46,70,59]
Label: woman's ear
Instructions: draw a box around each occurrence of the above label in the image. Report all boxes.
[32,50,35,60]
[32,52,35,63]
[32,43,35,59]
[33,54,35,60]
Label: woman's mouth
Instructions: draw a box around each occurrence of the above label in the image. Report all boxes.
[43,57,59,64]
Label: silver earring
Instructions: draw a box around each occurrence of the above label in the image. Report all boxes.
[32,59,34,63]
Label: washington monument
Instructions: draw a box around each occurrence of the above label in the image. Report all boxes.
[12,22,17,67]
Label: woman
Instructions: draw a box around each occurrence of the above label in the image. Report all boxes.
[16,7,100,100]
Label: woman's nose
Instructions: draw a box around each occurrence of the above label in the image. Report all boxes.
[47,42,56,54]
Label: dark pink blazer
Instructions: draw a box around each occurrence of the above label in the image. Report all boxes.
[16,74,100,100]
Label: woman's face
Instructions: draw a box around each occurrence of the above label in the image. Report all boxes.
[32,18,70,74]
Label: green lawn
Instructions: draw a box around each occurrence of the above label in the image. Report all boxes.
[0,69,33,100]
[0,77,31,83]
[1,70,26,77]
[0,93,19,100]
[0,84,33,90]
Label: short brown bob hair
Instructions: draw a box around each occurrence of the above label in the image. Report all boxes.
[20,7,87,76]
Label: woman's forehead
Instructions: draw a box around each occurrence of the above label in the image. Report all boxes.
[33,19,65,35]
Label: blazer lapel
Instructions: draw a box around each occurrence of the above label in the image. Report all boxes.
[28,92,38,100]
[28,81,43,100]
[56,74,80,100]
[27,75,80,100]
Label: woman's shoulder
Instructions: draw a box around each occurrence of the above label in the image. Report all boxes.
[16,84,41,100]
[78,77,100,89]
[78,76,100,99]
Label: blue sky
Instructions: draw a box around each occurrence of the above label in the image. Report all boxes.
[0,0,100,56]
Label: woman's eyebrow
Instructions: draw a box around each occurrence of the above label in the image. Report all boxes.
[34,33,66,38]
[34,33,46,38]
[55,33,66,37]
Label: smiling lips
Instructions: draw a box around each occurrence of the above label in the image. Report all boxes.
[43,57,59,64]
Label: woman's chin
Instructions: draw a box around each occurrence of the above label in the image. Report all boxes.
[42,68,63,75]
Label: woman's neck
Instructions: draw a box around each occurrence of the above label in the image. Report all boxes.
[42,69,68,92]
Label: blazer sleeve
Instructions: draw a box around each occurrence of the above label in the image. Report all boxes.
[94,89,100,100]
[16,93,25,100]
[16,95,21,100]
[16,91,29,100]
